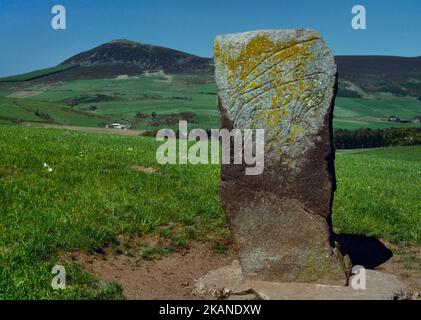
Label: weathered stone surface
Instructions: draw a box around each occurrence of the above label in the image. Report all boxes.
[214,29,347,284]
[192,261,260,300]
[193,261,416,300]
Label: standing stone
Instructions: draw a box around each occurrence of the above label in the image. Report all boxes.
[214,29,348,285]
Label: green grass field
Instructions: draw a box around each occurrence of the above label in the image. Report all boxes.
[0,124,420,299]
[0,74,218,130]
[0,124,224,299]
[0,65,78,83]
[0,73,420,131]
[334,97,421,129]
[334,147,421,242]
[0,97,109,127]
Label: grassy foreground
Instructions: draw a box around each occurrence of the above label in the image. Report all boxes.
[0,124,420,299]
[334,147,421,242]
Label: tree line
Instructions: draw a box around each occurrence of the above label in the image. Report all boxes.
[334,127,421,150]
[145,127,421,150]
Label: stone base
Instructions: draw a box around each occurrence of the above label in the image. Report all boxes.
[192,261,416,300]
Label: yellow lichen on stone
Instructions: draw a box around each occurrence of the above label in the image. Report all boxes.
[216,32,330,157]
[286,125,304,145]
[215,33,323,162]
[233,35,277,81]
[215,29,335,167]
[258,107,284,127]
[215,34,317,90]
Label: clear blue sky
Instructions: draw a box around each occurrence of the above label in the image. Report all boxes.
[0,0,420,77]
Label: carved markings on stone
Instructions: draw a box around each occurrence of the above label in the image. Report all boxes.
[215,29,336,168]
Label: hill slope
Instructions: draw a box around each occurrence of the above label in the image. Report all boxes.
[53,39,213,80]
[0,65,78,83]
[2,40,420,92]
[336,56,421,99]
[336,56,421,78]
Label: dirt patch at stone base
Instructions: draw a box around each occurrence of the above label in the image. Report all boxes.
[74,243,237,300]
[379,242,421,297]
[72,238,421,300]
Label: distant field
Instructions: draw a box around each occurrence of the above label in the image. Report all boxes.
[335,97,421,129]
[0,65,78,83]
[0,72,420,130]
[0,124,420,299]
[0,96,109,127]
[0,73,218,130]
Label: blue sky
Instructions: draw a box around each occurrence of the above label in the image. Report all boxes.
[0,0,420,77]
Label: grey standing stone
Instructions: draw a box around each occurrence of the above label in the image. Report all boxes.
[214,29,348,285]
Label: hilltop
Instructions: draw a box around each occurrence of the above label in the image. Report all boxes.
[58,39,213,78]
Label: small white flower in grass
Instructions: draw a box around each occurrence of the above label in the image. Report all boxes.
[43,162,53,172]
[128,148,134,151]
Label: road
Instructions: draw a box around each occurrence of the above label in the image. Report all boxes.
[23,122,147,136]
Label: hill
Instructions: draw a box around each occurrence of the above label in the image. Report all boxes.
[0,40,213,82]
[50,39,212,80]
[336,56,421,79]
[2,40,420,95]
[336,56,421,99]
[0,65,78,83]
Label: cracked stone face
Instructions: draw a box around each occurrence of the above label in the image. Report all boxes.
[215,29,348,285]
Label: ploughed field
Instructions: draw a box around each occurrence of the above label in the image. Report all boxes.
[0,73,420,131]
[0,124,420,299]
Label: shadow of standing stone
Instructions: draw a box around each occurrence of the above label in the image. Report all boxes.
[334,234,394,269]
[214,29,348,285]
